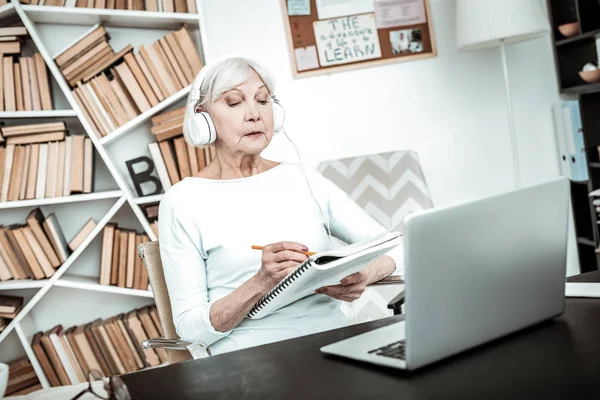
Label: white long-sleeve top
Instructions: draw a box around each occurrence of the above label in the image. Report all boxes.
[158,162,404,355]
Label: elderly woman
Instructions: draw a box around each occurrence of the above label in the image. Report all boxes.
[158,56,403,355]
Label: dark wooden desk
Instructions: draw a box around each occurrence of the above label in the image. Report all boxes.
[122,298,600,399]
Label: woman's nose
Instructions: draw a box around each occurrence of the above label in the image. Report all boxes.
[245,103,260,122]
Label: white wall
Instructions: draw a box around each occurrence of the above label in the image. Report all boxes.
[200,0,562,206]
[199,0,579,274]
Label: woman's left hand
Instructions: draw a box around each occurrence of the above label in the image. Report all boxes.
[315,270,369,302]
[315,255,396,302]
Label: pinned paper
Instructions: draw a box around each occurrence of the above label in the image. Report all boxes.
[315,0,374,20]
[313,13,382,67]
[390,28,423,54]
[288,0,311,16]
[374,0,426,29]
[295,46,320,71]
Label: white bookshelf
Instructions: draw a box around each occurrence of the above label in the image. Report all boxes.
[134,194,163,205]
[0,190,122,210]
[0,109,77,119]
[22,5,200,30]
[0,1,208,389]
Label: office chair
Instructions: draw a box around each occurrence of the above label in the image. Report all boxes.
[318,150,434,319]
[138,241,209,363]
[137,241,405,362]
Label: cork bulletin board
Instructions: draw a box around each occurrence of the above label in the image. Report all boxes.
[282,0,436,77]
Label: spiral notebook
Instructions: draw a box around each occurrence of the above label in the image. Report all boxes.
[247,231,402,319]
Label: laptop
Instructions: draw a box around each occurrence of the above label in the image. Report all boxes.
[320,177,570,370]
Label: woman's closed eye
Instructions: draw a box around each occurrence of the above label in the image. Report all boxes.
[229,100,269,107]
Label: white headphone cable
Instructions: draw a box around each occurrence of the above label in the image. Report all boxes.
[281,127,335,250]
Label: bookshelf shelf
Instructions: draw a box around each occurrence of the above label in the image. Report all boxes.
[0,280,46,291]
[55,274,154,298]
[556,28,600,46]
[577,237,596,247]
[562,83,600,95]
[21,5,200,30]
[0,2,14,18]
[134,194,163,205]
[0,110,78,119]
[0,190,123,210]
[99,85,191,146]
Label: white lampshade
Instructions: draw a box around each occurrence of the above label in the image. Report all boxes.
[456,0,550,51]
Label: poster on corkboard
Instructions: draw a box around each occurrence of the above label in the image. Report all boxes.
[282,0,436,77]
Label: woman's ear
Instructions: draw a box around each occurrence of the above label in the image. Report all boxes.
[195,104,205,113]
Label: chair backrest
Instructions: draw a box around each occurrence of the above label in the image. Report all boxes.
[138,241,192,364]
[317,150,433,234]
[318,150,433,322]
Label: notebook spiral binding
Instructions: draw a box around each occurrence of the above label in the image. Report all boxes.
[247,259,313,318]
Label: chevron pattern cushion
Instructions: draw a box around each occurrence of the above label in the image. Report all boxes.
[317,151,433,233]
[317,151,433,322]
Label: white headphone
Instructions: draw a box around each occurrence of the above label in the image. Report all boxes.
[183,59,286,147]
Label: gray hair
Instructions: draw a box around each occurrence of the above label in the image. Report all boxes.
[197,57,276,112]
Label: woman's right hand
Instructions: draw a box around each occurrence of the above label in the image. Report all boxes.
[255,241,309,292]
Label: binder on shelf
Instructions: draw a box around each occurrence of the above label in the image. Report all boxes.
[561,100,588,182]
[551,102,573,179]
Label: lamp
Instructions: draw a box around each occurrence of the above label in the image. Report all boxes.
[456,0,550,187]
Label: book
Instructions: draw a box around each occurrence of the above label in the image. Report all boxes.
[247,231,402,319]
[5,357,40,396]
[68,218,96,251]
[43,213,71,263]
[31,331,61,387]
[0,294,23,318]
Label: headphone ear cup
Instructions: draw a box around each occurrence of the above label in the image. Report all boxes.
[272,100,285,134]
[183,105,217,146]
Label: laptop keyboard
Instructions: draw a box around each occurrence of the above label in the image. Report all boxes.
[368,340,406,360]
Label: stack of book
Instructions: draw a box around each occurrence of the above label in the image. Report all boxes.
[0,25,54,112]
[57,24,203,138]
[0,25,28,56]
[30,304,167,387]
[99,224,150,290]
[0,122,95,202]
[0,208,70,281]
[0,294,24,332]
[4,356,42,397]
[147,106,215,192]
[20,0,197,13]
